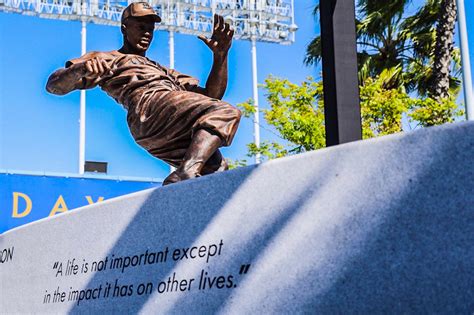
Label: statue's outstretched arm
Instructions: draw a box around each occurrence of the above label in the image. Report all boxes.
[46,57,111,95]
[46,63,86,95]
[197,14,234,99]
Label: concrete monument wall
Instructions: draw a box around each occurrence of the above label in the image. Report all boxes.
[1,122,473,313]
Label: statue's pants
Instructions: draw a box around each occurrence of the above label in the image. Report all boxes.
[127,90,241,168]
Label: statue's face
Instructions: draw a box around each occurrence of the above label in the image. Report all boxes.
[122,16,155,52]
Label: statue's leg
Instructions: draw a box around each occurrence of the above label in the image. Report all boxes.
[201,149,228,175]
[162,128,222,186]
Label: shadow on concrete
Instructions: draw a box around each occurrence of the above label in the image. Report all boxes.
[69,123,474,313]
[67,164,255,313]
[69,150,340,314]
[303,128,474,313]
[147,159,341,314]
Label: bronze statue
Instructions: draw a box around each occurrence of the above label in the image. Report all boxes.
[46,2,241,185]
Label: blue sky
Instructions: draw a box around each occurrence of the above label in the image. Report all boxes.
[0,0,473,180]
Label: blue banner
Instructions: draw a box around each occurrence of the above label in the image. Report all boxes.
[0,173,160,233]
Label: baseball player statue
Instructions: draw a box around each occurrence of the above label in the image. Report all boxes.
[46,2,241,185]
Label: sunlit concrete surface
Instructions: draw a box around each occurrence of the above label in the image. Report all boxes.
[1,122,473,313]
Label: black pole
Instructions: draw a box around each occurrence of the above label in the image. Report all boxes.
[320,0,362,146]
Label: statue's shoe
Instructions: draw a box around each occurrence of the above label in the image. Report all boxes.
[162,170,200,186]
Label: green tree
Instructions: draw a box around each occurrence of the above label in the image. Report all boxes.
[360,69,410,138]
[409,97,461,127]
[230,77,325,166]
[229,74,462,167]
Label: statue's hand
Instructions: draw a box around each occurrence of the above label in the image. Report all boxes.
[198,14,234,57]
[81,57,113,81]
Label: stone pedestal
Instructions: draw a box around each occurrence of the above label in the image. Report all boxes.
[1,122,473,313]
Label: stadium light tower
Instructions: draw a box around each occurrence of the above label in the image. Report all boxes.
[0,0,297,170]
[80,18,87,174]
[456,0,473,120]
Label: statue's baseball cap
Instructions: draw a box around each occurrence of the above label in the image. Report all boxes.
[121,2,161,23]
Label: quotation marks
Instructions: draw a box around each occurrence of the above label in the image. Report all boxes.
[239,264,251,275]
[53,261,59,269]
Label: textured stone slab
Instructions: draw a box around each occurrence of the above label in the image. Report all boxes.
[1,122,474,313]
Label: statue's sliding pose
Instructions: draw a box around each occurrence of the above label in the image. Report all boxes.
[46,2,241,185]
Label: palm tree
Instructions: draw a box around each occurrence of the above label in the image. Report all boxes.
[402,0,461,98]
[429,0,458,100]
[305,0,460,97]
[305,0,419,90]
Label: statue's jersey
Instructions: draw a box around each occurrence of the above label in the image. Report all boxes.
[67,50,199,110]
[66,50,241,168]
